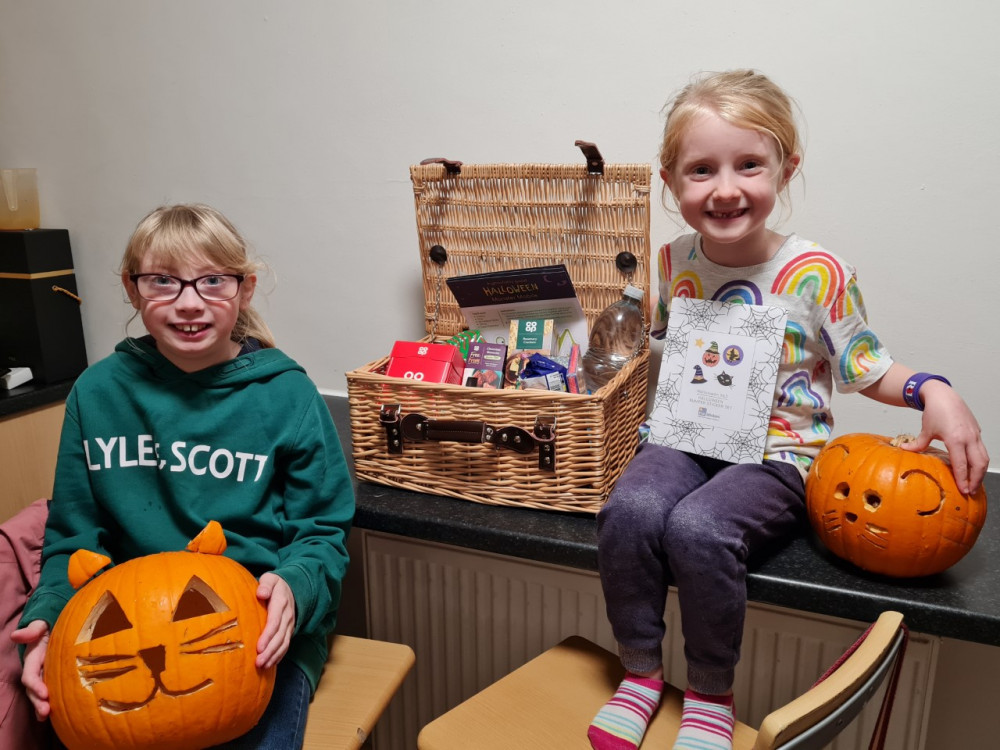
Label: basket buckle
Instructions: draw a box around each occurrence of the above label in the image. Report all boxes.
[379,404,403,454]
[533,415,557,472]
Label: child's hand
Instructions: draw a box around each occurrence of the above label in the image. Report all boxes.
[10,620,51,721]
[255,572,296,670]
[900,380,990,495]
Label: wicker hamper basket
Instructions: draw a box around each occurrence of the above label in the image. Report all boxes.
[346,146,651,513]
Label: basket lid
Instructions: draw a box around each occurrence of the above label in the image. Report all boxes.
[410,151,651,339]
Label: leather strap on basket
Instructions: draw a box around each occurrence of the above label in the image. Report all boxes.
[419,157,462,174]
[379,405,556,471]
[574,140,604,174]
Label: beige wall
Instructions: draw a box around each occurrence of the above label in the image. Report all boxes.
[0,0,993,466]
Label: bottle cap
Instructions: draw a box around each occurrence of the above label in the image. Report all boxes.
[623,284,644,301]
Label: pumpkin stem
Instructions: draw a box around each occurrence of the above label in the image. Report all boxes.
[67,550,112,588]
[186,520,228,555]
[890,434,916,448]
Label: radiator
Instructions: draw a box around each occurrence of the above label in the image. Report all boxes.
[363,531,936,750]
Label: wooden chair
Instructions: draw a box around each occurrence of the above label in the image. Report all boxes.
[303,634,415,750]
[417,611,907,750]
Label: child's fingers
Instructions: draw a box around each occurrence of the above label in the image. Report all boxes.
[10,619,48,644]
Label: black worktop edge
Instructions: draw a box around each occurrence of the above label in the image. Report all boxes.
[0,379,74,418]
[331,396,1000,647]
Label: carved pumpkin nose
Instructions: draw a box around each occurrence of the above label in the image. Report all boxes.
[139,645,166,678]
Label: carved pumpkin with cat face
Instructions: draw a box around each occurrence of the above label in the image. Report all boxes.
[805,434,987,578]
[46,521,276,750]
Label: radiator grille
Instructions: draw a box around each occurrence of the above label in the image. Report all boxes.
[364,531,935,750]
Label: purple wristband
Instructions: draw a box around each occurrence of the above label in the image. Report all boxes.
[903,373,951,411]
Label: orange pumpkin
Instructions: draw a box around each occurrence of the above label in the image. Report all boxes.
[46,522,276,750]
[805,433,988,577]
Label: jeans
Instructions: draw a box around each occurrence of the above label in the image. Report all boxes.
[210,659,311,750]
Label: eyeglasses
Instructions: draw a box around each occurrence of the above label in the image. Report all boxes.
[129,273,246,302]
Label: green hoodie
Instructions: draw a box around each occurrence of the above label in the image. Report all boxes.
[21,337,355,693]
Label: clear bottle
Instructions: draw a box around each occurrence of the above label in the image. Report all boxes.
[581,284,645,393]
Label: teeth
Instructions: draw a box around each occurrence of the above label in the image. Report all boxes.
[176,324,206,333]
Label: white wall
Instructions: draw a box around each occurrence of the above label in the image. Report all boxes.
[0,1,994,468]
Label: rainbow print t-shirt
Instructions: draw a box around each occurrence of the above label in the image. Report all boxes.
[651,233,893,476]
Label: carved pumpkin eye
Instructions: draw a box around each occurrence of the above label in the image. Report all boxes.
[76,592,133,644]
[173,576,230,621]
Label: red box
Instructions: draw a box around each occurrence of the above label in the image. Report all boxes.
[385,341,466,385]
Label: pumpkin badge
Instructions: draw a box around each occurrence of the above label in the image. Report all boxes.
[805,434,988,578]
[46,521,276,750]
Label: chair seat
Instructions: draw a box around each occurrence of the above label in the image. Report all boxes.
[303,634,415,750]
[417,635,758,749]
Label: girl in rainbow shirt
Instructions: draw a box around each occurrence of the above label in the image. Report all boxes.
[588,70,988,750]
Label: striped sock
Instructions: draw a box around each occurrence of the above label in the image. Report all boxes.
[588,673,664,750]
[672,689,735,750]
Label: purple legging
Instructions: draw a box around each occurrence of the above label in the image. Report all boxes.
[596,442,806,695]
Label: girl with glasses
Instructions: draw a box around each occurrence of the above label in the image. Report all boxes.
[14,204,355,749]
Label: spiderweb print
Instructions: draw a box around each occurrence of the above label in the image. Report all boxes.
[735,305,788,341]
[646,297,787,464]
[650,418,712,452]
[682,301,726,332]
[662,328,690,362]
[718,428,767,463]
[746,361,777,407]
[652,366,683,414]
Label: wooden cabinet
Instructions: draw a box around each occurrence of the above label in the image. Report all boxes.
[0,401,64,521]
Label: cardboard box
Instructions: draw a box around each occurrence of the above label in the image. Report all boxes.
[508,318,556,355]
[0,229,88,383]
[462,341,507,388]
[385,341,466,385]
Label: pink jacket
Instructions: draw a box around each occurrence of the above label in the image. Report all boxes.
[0,499,52,750]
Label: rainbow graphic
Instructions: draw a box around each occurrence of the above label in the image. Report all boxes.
[670,271,702,300]
[818,327,835,357]
[839,331,883,384]
[782,321,807,364]
[658,243,672,283]
[712,280,763,305]
[765,451,815,472]
[768,416,805,444]
[776,371,825,409]
[770,251,848,320]
[653,296,670,332]
[843,277,867,321]
[811,412,833,437]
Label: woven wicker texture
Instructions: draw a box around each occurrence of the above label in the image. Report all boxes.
[410,162,651,338]
[347,157,651,514]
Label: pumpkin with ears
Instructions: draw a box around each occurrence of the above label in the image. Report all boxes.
[805,433,987,578]
[46,521,276,750]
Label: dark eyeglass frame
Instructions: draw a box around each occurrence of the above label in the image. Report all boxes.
[129,273,246,302]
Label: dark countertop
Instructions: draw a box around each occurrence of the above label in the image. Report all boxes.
[6,382,993,644]
[326,396,1000,647]
[0,378,74,418]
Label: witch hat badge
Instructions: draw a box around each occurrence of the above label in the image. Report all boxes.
[691,364,707,384]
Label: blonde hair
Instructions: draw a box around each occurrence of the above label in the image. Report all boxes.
[120,204,275,348]
[658,70,803,209]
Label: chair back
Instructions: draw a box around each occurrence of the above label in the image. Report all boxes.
[753,611,907,750]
